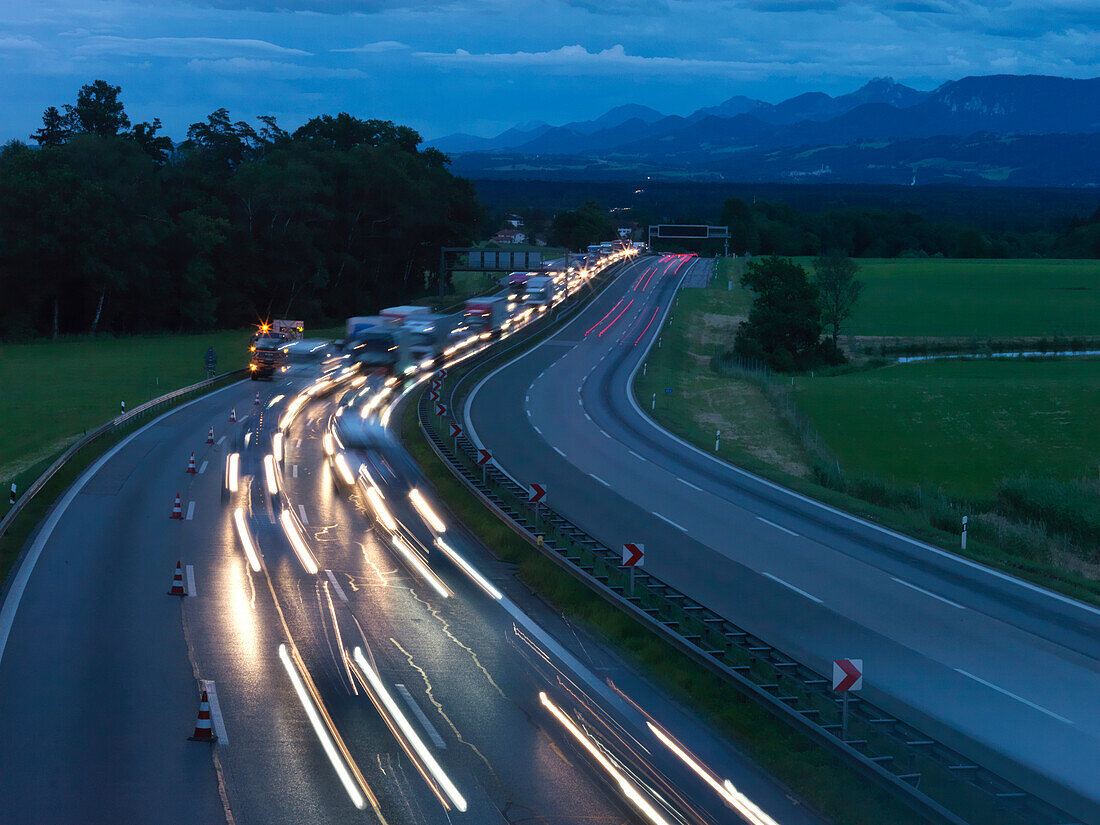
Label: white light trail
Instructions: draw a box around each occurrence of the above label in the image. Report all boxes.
[390,536,450,599]
[365,486,397,531]
[322,432,335,457]
[280,509,319,575]
[334,453,356,486]
[409,488,447,533]
[278,644,366,810]
[232,507,262,572]
[272,432,283,463]
[263,455,279,495]
[540,692,671,825]
[279,394,308,431]
[435,538,501,600]
[351,647,466,812]
[226,452,239,493]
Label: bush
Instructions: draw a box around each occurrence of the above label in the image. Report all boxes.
[996,475,1100,547]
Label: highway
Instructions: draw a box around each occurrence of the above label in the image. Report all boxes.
[0,318,824,824]
[465,253,1100,824]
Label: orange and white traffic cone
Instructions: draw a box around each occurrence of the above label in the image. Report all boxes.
[186,453,197,474]
[254,392,260,406]
[188,689,217,742]
[206,427,215,444]
[170,493,184,520]
[168,561,186,596]
[229,408,237,423]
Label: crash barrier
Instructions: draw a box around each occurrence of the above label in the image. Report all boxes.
[416,352,1077,825]
[0,369,248,547]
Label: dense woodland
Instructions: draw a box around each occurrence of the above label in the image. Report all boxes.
[0,81,485,340]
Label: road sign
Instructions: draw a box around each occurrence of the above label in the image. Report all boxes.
[449,423,462,439]
[429,390,440,402]
[431,379,441,390]
[438,368,448,378]
[477,449,492,466]
[528,483,546,504]
[622,543,644,568]
[435,403,448,417]
[832,659,863,692]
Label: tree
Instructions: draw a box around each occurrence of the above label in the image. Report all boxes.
[734,256,826,371]
[31,106,70,147]
[548,201,616,250]
[813,251,862,358]
[129,118,173,165]
[66,80,130,137]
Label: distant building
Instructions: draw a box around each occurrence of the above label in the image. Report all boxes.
[505,214,524,228]
[492,228,527,244]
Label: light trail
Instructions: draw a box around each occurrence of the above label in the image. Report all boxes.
[225,452,239,493]
[390,536,451,599]
[598,298,633,338]
[539,692,671,825]
[263,454,279,495]
[232,507,262,572]
[272,432,283,463]
[633,307,660,347]
[280,509,319,575]
[333,453,355,486]
[322,432,335,457]
[409,489,447,533]
[585,297,625,338]
[352,647,467,812]
[365,486,398,532]
[278,644,367,810]
[435,537,502,600]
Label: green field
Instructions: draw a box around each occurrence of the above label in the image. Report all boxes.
[792,359,1100,497]
[822,258,1100,338]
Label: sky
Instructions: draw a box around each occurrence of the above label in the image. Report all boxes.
[0,0,1098,144]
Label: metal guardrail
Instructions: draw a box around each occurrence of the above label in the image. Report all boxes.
[0,368,247,544]
[411,294,1079,825]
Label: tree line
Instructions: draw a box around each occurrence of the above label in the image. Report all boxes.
[0,80,486,340]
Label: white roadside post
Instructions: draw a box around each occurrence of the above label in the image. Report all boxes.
[961,515,968,550]
[651,393,656,410]
[714,429,721,452]
[8,482,15,506]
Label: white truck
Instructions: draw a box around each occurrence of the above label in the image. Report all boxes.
[380,305,432,326]
[464,297,510,338]
[345,315,413,376]
[404,314,453,366]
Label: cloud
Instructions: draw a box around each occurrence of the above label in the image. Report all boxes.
[176,0,444,11]
[77,36,311,59]
[186,57,364,79]
[333,40,409,53]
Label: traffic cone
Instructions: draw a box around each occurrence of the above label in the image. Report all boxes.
[186,453,197,474]
[229,408,237,423]
[254,392,260,406]
[206,427,215,444]
[170,493,184,520]
[188,689,217,742]
[168,561,186,596]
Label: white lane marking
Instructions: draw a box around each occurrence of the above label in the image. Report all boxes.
[298,504,309,525]
[292,464,299,478]
[583,412,592,421]
[598,428,611,439]
[525,393,531,405]
[756,516,799,537]
[185,565,197,597]
[395,684,447,748]
[526,408,531,418]
[203,680,229,743]
[0,379,246,666]
[295,439,302,448]
[954,669,1072,725]
[892,577,966,609]
[628,450,647,462]
[677,478,703,492]
[590,474,610,487]
[552,446,566,458]
[325,569,348,602]
[198,460,209,475]
[185,501,196,521]
[216,436,227,446]
[533,425,542,435]
[761,572,823,604]
[655,512,686,532]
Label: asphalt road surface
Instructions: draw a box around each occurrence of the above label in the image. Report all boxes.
[0,330,825,824]
[465,254,1100,824]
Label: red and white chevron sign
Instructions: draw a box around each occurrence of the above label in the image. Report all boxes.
[477,449,492,466]
[431,378,442,390]
[435,403,447,417]
[621,543,644,568]
[438,369,448,378]
[832,659,863,692]
[528,483,546,504]
[449,423,462,438]
[429,390,440,402]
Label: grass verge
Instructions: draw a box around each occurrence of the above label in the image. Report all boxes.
[398,395,924,825]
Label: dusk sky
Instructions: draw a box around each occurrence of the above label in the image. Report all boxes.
[1,0,1098,144]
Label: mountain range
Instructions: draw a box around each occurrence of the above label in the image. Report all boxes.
[431,75,1100,186]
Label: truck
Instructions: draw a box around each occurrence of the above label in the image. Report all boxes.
[463,296,510,338]
[345,315,413,376]
[404,314,453,366]
[346,315,384,340]
[380,305,431,326]
[272,319,304,340]
[506,271,530,300]
[249,335,289,380]
[523,275,557,311]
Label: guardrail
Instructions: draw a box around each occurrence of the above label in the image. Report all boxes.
[0,368,247,545]
[412,281,1078,825]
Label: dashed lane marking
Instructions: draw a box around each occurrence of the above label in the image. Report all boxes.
[292,464,299,478]
[756,516,799,537]
[533,425,543,435]
[590,474,610,487]
[325,569,348,602]
[198,461,208,475]
[677,478,703,492]
[628,450,647,462]
[955,669,1072,725]
[216,436,226,446]
[552,446,566,458]
[298,504,309,525]
[395,683,446,748]
[654,512,686,532]
[185,565,197,597]
[203,680,229,743]
[892,577,965,610]
[185,501,195,521]
[761,572,822,604]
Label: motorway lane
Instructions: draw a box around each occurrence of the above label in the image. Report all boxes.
[275,389,826,825]
[466,255,1100,822]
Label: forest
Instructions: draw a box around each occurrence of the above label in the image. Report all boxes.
[0,81,486,340]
